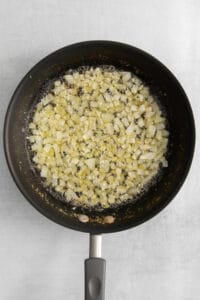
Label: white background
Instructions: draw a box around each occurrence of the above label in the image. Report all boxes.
[0,0,199,299]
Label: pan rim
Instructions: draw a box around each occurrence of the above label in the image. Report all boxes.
[3,40,196,233]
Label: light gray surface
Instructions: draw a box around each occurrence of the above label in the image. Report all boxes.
[0,0,199,299]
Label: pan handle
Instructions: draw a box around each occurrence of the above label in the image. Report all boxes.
[85,235,106,300]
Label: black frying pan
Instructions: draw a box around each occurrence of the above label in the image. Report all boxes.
[4,41,195,300]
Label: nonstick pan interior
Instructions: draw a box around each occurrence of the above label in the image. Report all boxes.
[4,41,195,233]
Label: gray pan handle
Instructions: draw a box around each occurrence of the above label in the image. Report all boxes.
[85,235,106,300]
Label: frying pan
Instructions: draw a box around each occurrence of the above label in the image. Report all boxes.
[4,41,195,300]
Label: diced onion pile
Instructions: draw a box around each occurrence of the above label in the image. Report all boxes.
[28,66,169,208]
